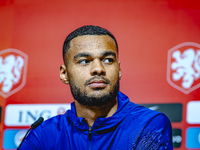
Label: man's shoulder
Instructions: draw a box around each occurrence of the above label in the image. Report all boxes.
[39,112,69,131]
[118,92,168,124]
[20,112,71,149]
[27,113,70,141]
[128,101,160,115]
[127,101,169,124]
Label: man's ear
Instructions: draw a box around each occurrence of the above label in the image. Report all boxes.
[60,65,69,84]
[118,61,122,80]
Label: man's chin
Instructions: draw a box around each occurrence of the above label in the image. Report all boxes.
[86,91,109,98]
[75,92,116,107]
[70,80,119,107]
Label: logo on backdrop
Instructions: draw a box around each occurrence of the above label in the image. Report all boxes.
[5,104,71,126]
[0,48,28,98]
[3,129,27,149]
[186,101,200,124]
[186,127,200,149]
[14,130,27,147]
[167,42,200,94]
[139,103,182,122]
[172,129,182,148]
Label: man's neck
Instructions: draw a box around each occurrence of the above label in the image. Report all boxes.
[74,99,118,127]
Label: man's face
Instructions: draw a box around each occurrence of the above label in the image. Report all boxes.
[60,35,122,106]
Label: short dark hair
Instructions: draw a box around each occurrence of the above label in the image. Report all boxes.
[63,25,118,63]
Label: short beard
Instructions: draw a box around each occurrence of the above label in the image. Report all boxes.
[69,79,119,107]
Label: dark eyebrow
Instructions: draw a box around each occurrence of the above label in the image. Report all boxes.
[101,51,117,58]
[74,51,117,60]
[74,53,91,60]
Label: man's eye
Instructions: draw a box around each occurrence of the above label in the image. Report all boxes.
[78,59,90,65]
[103,58,114,63]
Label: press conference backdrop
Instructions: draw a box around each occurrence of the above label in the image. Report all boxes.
[0,0,200,149]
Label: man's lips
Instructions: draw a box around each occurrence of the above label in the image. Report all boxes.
[87,79,108,88]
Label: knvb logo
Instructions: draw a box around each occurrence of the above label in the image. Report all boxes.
[167,42,200,94]
[0,48,28,98]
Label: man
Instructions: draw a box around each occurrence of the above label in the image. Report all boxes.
[19,25,173,149]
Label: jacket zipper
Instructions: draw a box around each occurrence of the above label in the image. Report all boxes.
[88,126,92,150]
[88,126,92,141]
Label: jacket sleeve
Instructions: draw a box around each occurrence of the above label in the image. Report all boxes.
[135,114,173,150]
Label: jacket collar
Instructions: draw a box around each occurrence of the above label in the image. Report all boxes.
[66,91,137,132]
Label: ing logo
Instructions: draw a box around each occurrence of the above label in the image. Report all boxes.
[167,42,200,94]
[0,48,28,98]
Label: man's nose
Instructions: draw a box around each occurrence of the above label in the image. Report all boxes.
[90,59,106,76]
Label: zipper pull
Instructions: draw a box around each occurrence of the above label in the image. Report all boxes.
[88,126,92,141]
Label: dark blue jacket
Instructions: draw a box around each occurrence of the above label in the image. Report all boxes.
[20,91,173,149]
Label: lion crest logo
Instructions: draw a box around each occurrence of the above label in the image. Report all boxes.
[167,42,200,94]
[0,49,28,98]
